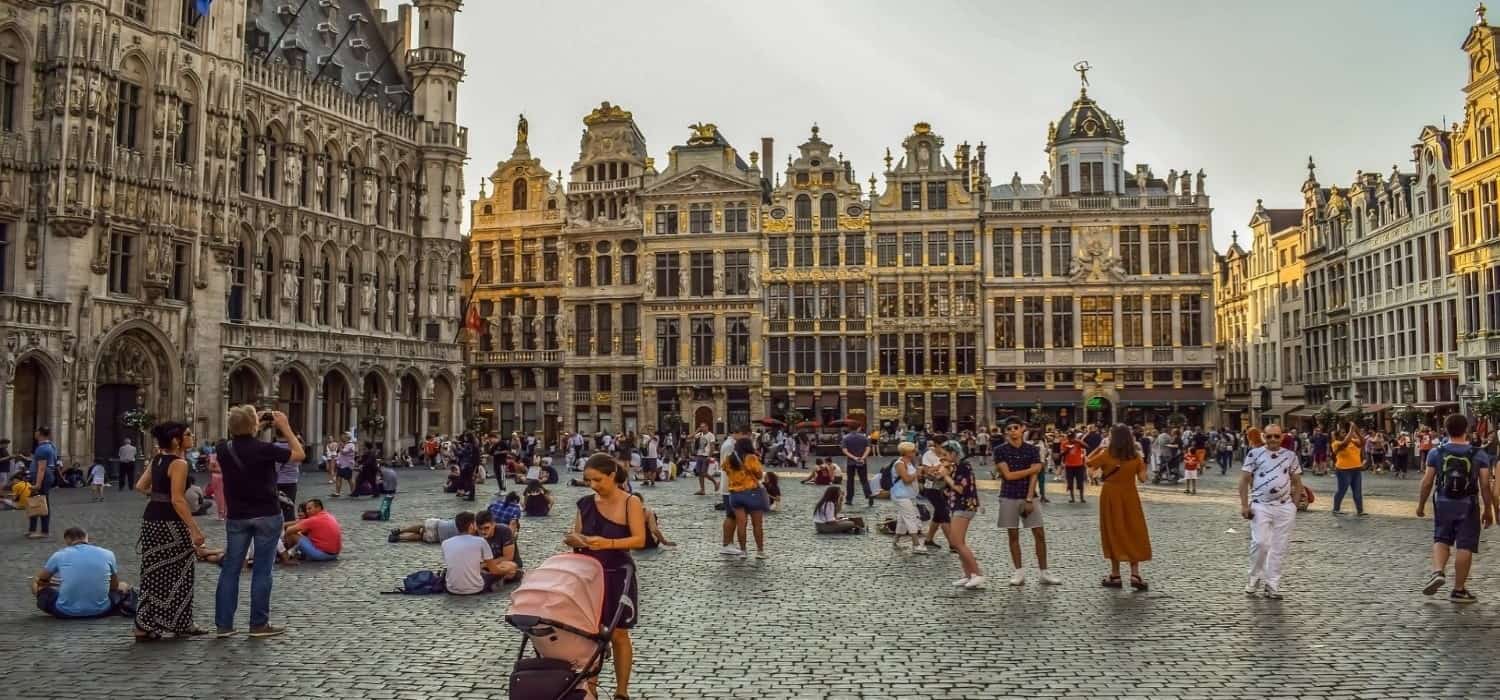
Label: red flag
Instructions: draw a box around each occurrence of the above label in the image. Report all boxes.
[464,303,482,333]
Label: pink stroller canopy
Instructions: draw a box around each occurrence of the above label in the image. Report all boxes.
[509,552,606,635]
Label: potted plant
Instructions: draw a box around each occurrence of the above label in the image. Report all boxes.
[121,408,156,432]
[360,413,386,433]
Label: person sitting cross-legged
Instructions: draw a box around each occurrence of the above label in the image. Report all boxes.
[442,511,518,595]
[33,527,134,619]
[282,499,342,561]
[475,510,523,586]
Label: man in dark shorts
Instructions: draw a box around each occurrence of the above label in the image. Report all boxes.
[1417,413,1495,603]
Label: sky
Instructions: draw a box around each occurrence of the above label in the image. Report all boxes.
[448,0,1480,254]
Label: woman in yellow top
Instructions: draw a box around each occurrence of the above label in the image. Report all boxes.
[1331,421,1366,516]
[724,436,770,558]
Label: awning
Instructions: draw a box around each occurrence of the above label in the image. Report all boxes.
[1323,400,1350,414]
[1287,406,1321,418]
[1361,403,1390,414]
[1262,403,1302,417]
[1411,403,1459,412]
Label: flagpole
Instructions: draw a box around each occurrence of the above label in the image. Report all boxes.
[356,35,406,100]
[264,0,313,65]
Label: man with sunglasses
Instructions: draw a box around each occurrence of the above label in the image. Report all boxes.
[1238,423,1302,599]
[993,418,1059,586]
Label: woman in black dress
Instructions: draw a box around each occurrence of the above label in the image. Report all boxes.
[133,421,208,640]
[564,453,645,700]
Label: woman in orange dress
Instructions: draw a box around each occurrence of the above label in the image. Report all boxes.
[1086,423,1152,590]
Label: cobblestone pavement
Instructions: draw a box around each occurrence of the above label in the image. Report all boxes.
[3,461,1498,699]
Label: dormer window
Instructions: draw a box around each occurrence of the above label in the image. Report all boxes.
[796,172,808,186]
[1079,162,1104,194]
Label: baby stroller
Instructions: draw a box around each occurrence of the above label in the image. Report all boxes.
[505,553,634,700]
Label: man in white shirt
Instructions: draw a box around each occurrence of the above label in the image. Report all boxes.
[694,424,717,495]
[116,438,138,492]
[641,433,660,485]
[1238,423,1303,599]
[441,511,516,595]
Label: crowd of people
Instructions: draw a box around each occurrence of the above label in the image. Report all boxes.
[8,406,1500,700]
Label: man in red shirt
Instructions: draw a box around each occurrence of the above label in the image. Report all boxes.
[1061,434,1088,503]
[283,498,342,561]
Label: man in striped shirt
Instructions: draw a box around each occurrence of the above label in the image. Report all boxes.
[1239,423,1302,600]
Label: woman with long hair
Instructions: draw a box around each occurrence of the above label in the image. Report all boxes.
[1087,424,1152,590]
[133,421,208,640]
[941,439,985,588]
[723,437,770,557]
[813,486,865,534]
[564,453,645,700]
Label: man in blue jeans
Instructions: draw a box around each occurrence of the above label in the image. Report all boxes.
[840,426,874,507]
[28,427,58,539]
[214,405,305,638]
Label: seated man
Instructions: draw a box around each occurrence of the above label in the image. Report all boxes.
[184,476,211,516]
[522,482,553,517]
[488,491,523,532]
[443,465,461,493]
[475,510,523,584]
[389,514,460,543]
[442,511,517,595]
[282,498,342,561]
[33,527,133,618]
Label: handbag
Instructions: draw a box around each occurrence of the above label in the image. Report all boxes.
[26,493,49,517]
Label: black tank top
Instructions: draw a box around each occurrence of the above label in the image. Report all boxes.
[574,495,632,569]
[143,454,183,522]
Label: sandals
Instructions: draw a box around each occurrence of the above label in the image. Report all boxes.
[1130,575,1149,591]
[133,625,163,643]
[1101,575,1123,588]
[175,627,211,638]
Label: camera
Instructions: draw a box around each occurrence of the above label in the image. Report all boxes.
[260,411,275,424]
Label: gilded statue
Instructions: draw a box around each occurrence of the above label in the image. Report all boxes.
[687,122,719,144]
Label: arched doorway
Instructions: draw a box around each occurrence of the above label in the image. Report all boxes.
[276,370,308,438]
[94,328,174,463]
[9,357,52,452]
[693,405,714,433]
[322,372,352,439]
[431,375,454,435]
[399,374,421,442]
[362,372,388,448]
[227,366,262,408]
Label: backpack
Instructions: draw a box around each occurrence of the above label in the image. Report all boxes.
[388,569,446,595]
[879,459,898,491]
[1439,445,1480,500]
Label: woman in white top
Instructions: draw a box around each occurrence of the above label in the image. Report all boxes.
[813,486,864,534]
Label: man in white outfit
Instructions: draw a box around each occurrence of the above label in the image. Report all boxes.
[1238,423,1302,599]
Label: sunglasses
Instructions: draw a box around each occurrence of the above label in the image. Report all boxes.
[1264,433,1283,439]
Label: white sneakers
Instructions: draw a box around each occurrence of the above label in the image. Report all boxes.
[953,576,973,587]
[963,575,987,589]
[719,546,744,556]
[1245,579,1261,596]
[1007,569,1060,586]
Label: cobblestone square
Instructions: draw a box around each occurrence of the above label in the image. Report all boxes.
[2,466,1498,700]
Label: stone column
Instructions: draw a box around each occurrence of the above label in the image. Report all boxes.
[310,386,325,455]
[1043,297,1054,348]
[1112,294,1123,347]
[1169,225,1180,274]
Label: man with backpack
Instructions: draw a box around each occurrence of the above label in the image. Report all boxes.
[1418,413,1495,603]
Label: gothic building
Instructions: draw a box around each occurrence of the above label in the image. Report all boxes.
[0,0,467,459]
[466,116,564,443]
[982,84,1217,428]
[760,126,872,428]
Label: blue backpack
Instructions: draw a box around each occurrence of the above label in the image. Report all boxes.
[394,569,446,595]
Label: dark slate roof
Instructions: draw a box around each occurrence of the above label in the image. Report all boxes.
[1265,209,1302,232]
[249,0,410,111]
[1054,89,1124,144]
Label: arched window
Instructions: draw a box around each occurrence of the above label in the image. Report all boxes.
[318,256,333,325]
[372,262,385,331]
[342,258,356,328]
[295,247,309,323]
[238,128,251,193]
[393,265,405,333]
[343,157,357,218]
[1427,175,1438,213]
[263,128,279,199]
[512,179,527,210]
[321,150,337,212]
[393,173,406,229]
[228,239,247,322]
[297,151,309,207]
[1482,120,1496,159]
[259,242,277,321]
[819,193,837,230]
[794,194,812,230]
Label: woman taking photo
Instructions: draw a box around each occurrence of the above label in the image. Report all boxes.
[134,421,208,640]
[1087,424,1151,590]
[564,453,645,700]
[1331,422,1366,515]
[941,439,985,588]
[724,437,769,557]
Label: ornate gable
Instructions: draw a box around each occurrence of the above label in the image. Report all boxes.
[643,165,757,196]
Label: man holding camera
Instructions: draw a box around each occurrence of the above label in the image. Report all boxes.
[214,405,305,638]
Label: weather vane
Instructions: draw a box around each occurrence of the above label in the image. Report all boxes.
[1074,60,1092,89]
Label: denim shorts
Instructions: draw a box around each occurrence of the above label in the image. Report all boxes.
[951,510,976,520]
[728,487,769,513]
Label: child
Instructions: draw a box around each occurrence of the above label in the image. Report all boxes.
[814,486,865,534]
[89,461,107,502]
[1182,448,1201,495]
[2,472,30,510]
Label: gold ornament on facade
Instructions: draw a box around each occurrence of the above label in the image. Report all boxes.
[687,122,720,145]
[584,102,633,126]
[762,215,794,233]
[837,212,870,231]
[913,122,932,135]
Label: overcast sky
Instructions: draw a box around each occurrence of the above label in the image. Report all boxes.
[450,0,1477,253]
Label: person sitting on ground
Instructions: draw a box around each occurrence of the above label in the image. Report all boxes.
[4,471,31,510]
[33,527,134,618]
[442,511,517,595]
[389,515,460,544]
[540,457,559,485]
[522,482,553,517]
[475,510,523,585]
[813,486,866,534]
[802,458,827,485]
[282,498,342,562]
[194,543,225,564]
[524,458,543,486]
[184,475,211,516]
[378,463,399,496]
[443,465,461,493]
[488,491,522,532]
[634,493,676,549]
[763,471,783,511]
